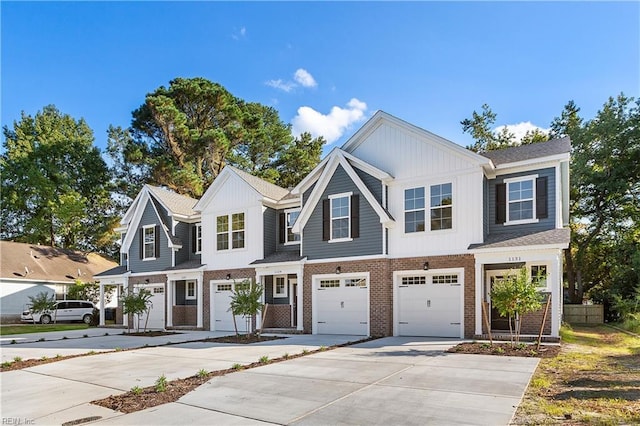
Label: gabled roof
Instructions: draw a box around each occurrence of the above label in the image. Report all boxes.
[480,137,571,166]
[292,149,395,233]
[341,110,492,167]
[146,185,199,218]
[468,228,570,251]
[1,241,118,283]
[195,165,294,211]
[227,166,290,201]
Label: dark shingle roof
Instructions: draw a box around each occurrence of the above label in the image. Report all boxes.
[164,259,204,271]
[95,265,128,277]
[481,137,570,166]
[250,251,305,265]
[468,228,570,250]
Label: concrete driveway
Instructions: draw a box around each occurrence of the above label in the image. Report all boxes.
[1,334,538,425]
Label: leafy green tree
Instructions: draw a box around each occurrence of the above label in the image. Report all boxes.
[228,280,263,337]
[27,291,57,325]
[461,104,516,152]
[551,95,640,304]
[276,132,325,189]
[108,77,322,200]
[1,105,119,256]
[120,288,152,333]
[67,280,115,305]
[490,268,544,346]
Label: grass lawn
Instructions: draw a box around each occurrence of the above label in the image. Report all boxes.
[0,324,89,335]
[513,324,640,425]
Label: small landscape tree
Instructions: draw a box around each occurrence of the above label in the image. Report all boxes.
[27,291,57,325]
[67,279,115,305]
[228,279,263,338]
[120,288,152,333]
[490,268,544,346]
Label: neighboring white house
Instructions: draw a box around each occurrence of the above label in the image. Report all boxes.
[0,241,118,322]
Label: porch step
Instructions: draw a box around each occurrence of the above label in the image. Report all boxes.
[261,328,304,335]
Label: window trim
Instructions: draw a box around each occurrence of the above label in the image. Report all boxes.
[142,224,156,261]
[194,223,202,254]
[530,264,549,291]
[404,187,426,234]
[185,280,196,300]
[328,192,353,243]
[273,275,288,298]
[504,175,539,226]
[284,208,301,245]
[429,182,453,231]
[216,212,246,251]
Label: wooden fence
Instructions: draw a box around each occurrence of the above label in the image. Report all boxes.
[563,304,604,325]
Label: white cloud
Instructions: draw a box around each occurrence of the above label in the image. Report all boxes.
[292,98,368,144]
[232,26,246,40]
[265,79,295,92]
[494,121,550,141]
[293,68,317,88]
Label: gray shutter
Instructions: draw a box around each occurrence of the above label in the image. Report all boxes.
[496,183,506,224]
[192,225,197,252]
[351,194,359,238]
[155,225,160,258]
[139,228,144,259]
[279,213,286,244]
[322,199,330,241]
[536,177,548,219]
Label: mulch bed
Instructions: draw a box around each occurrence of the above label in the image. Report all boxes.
[122,331,180,337]
[1,353,98,371]
[447,342,561,358]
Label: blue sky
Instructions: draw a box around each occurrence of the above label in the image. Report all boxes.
[2,1,638,156]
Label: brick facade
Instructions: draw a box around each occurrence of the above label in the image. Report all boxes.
[172,305,197,326]
[263,304,292,328]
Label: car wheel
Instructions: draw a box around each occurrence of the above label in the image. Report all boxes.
[83,314,92,324]
[40,315,52,324]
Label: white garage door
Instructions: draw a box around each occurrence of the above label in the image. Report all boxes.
[315,276,368,335]
[134,284,165,330]
[212,282,248,333]
[397,273,461,337]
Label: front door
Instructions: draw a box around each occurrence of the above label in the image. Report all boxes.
[485,271,516,331]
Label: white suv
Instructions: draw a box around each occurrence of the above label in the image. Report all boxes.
[21,300,95,324]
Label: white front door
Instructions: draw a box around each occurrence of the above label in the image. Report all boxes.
[134,284,165,330]
[314,276,368,335]
[397,273,462,337]
[211,282,248,333]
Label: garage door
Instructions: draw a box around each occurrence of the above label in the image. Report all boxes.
[134,284,165,330]
[212,282,248,333]
[397,273,461,337]
[315,276,368,335]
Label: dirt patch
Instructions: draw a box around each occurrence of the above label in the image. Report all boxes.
[195,334,285,344]
[447,342,561,358]
[1,352,104,372]
[512,325,640,425]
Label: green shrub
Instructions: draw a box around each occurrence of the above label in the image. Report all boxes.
[197,369,208,378]
[232,363,243,370]
[155,375,167,392]
[131,386,143,395]
[13,356,22,362]
[259,355,269,364]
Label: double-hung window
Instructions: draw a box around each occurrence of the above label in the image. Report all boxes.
[185,280,196,300]
[330,194,350,241]
[216,213,245,250]
[286,209,300,244]
[430,183,452,230]
[143,225,155,259]
[506,176,536,224]
[194,223,202,253]
[274,275,287,298]
[404,187,425,233]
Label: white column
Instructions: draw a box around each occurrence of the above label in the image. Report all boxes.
[255,272,262,330]
[123,278,129,329]
[296,268,304,331]
[474,261,483,336]
[551,252,562,338]
[99,283,105,326]
[197,274,203,329]
[166,280,173,327]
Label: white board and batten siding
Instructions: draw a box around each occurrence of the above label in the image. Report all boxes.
[393,268,465,338]
[312,272,370,336]
[199,173,264,270]
[347,121,485,257]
